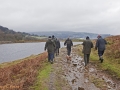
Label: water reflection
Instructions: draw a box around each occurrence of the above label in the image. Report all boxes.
[0,42,82,63]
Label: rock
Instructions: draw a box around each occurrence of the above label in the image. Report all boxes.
[84,79,89,83]
[78,87,84,90]
[73,63,77,66]
[107,85,111,89]
[71,79,76,84]
[106,79,111,84]
[113,83,116,87]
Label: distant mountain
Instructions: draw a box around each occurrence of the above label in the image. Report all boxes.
[0,25,111,43]
[29,31,111,39]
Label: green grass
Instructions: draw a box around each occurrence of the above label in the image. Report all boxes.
[32,61,52,90]
[89,75,106,89]
[90,48,120,79]
[77,45,120,79]
[101,59,120,78]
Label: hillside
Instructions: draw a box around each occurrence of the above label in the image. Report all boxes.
[0,25,40,43]
[30,31,111,39]
[0,25,111,43]
[105,35,120,60]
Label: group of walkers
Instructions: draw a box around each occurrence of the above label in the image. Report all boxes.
[44,35,73,64]
[82,35,107,66]
[44,35,60,64]
[45,35,107,66]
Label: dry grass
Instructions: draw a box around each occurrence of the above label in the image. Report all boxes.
[105,35,120,60]
[0,52,48,90]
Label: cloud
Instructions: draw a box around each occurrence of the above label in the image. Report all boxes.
[0,0,120,35]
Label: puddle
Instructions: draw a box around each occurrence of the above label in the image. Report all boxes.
[58,47,120,90]
[61,51,100,90]
[88,67,120,90]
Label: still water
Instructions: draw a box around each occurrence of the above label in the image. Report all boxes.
[0,42,82,63]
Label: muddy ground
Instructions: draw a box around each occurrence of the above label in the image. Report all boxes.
[46,46,120,90]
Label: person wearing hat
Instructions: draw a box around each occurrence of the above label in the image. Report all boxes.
[44,36,56,64]
[95,35,107,63]
[82,36,93,66]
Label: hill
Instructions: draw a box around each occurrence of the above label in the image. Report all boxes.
[0,25,39,43]
[30,31,111,39]
[0,25,111,43]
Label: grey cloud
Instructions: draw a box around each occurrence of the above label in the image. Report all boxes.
[0,0,120,35]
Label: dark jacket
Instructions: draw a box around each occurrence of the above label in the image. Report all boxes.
[44,38,56,53]
[95,37,107,51]
[52,37,57,49]
[82,39,93,54]
[56,40,60,48]
[64,38,73,48]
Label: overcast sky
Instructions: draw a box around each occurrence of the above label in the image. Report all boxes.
[0,0,120,35]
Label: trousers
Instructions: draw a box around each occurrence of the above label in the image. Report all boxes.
[98,50,104,57]
[48,53,54,61]
[84,54,90,66]
[67,47,71,56]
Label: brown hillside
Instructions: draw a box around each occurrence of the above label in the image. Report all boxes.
[105,35,120,59]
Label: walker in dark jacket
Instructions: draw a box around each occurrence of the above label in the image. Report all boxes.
[64,38,73,56]
[44,36,56,64]
[95,35,107,63]
[82,36,93,66]
[52,35,57,58]
[55,38,60,56]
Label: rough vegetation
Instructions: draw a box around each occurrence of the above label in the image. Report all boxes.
[0,52,47,90]
[105,35,120,60]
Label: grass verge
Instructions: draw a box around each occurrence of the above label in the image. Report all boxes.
[77,45,120,79]
[90,49,120,79]
[31,61,52,90]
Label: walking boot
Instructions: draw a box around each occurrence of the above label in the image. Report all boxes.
[48,59,50,62]
[51,60,53,64]
[100,56,103,63]
[101,59,103,63]
[99,58,101,60]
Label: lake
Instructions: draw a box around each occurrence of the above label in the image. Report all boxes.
[0,42,82,63]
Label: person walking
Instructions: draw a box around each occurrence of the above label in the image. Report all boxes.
[52,35,57,58]
[82,36,93,66]
[44,36,56,64]
[64,37,73,56]
[95,35,107,63]
[55,38,60,56]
